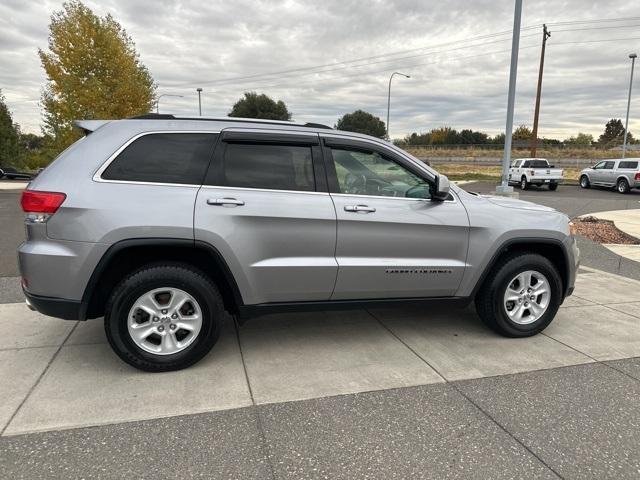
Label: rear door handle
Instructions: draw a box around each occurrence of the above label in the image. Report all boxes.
[344,204,376,213]
[207,197,245,206]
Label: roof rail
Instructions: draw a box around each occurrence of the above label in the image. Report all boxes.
[128,113,332,130]
[304,122,332,129]
[131,113,175,120]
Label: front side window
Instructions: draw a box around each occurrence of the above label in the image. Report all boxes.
[223,143,315,192]
[331,148,429,198]
[102,133,217,184]
[604,161,615,169]
[593,161,606,169]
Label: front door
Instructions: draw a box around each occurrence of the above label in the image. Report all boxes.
[322,137,469,300]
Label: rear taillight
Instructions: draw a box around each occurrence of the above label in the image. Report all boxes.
[21,191,66,223]
[635,172,640,181]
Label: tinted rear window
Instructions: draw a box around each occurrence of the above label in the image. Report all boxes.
[222,143,315,191]
[102,133,217,184]
[528,160,549,168]
[619,161,639,169]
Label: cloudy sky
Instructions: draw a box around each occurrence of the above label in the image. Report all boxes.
[2,0,640,140]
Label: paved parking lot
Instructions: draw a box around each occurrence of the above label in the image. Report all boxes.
[2,181,640,478]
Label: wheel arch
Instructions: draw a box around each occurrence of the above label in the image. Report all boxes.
[82,238,244,320]
[616,175,630,185]
[470,238,570,300]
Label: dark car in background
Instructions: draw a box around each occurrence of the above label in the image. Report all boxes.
[0,166,32,181]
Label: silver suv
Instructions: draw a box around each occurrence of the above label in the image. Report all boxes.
[579,158,640,193]
[19,115,579,371]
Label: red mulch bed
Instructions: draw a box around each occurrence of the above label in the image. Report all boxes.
[572,216,640,245]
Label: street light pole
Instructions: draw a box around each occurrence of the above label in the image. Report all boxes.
[196,88,203,116]
[496,0,522,195]
[386,72,410,140]
[155,94,184,113]
[623,53,637,159]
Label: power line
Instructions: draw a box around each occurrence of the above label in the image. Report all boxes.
[165,27,540,88]
[551,37,640,46]
[554,23,640,33]
[177,33,540,90]
[218,44,541,92]
[547,16,640,26]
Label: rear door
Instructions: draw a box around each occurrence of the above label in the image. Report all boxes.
[322,135,469,300]
[194,130,337,305]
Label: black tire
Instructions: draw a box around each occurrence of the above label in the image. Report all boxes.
[520,176,528,190]
[474,252,562,337]
[617,178,630,194]
[548,183,558,191]
[104,264,224,372]
[580,175,590,189]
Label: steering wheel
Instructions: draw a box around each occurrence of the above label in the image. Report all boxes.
[405,183,432,199]
[344,173,367,194]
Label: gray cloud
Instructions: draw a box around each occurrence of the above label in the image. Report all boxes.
[1,0,640,139]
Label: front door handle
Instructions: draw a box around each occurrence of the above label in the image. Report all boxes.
[207,197,245,206]
[344,204,376,213]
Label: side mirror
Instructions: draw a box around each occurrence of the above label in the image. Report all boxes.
[432,174,450,201]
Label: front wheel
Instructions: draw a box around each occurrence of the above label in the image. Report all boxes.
[580,175,590,189]
[105,264,224,372]
[475,253,562,337]
[617,178,630,194]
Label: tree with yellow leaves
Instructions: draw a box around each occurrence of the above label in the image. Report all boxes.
[39,1,156,155]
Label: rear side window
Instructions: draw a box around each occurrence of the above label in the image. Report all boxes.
[222,143,315,191]
[619,161,638,169]
[102,133,217,184]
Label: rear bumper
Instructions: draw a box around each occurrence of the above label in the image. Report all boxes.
[24,289,85,320]
[529,178,563,184]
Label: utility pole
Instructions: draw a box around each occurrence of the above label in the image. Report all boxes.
[530,24,551,157]
[623,53,637,158]
[196,88,203,116]
[496,0,522,195]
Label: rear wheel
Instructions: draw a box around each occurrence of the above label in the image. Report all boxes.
[617,178,630,194]
[520,176,528,190]
[475,252,562,337]
[548,183,558,191]
[105,264,224,372]
[580,175,590,189]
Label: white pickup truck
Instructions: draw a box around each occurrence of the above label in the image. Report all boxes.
[508,158,563,191]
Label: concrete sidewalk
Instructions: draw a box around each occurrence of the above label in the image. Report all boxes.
[1,266,639,437]
[592,208,640,239]
[1,267,640,478]
[588,209,640,261]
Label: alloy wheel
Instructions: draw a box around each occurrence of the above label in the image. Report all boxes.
[503,270,550,325]
[127,287,203,355]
